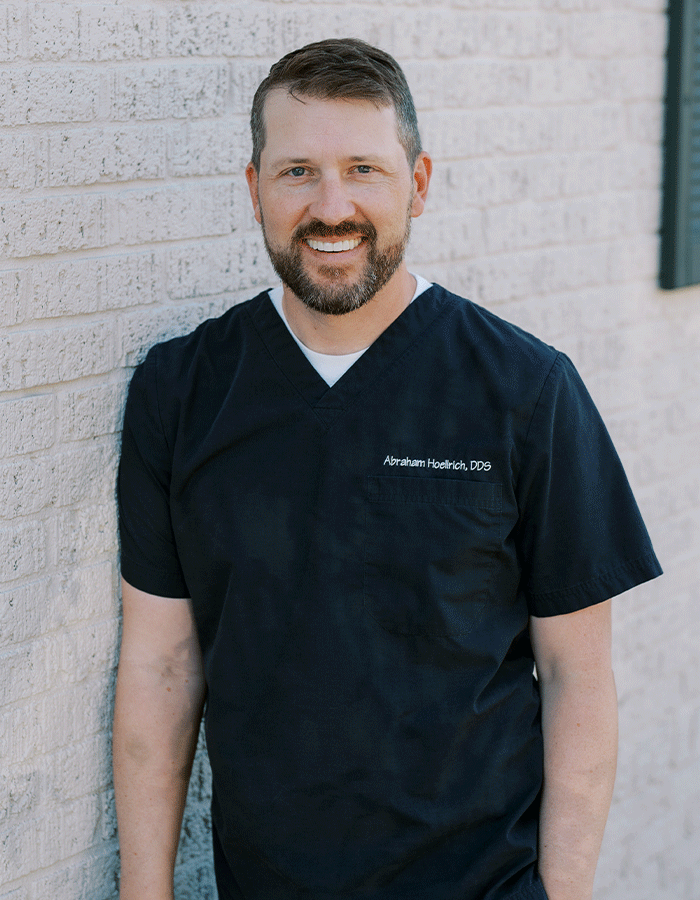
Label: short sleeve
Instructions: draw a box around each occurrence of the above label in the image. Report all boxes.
[517,353,662,617]
[117,348,190,598]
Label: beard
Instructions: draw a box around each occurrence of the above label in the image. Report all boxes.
[260,211,412,316]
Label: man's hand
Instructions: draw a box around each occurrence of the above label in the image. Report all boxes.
[530,600,618,900]
[113,579,206,900]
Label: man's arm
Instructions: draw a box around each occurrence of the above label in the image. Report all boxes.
[530,599,618,900]
[113,578,206,900]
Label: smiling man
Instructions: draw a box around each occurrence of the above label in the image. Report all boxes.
[246,87,426,328]
[114,39,661,900]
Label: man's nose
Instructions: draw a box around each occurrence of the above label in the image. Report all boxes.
[307,174,356,226]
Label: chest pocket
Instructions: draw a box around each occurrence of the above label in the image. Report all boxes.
[364,475,502,637]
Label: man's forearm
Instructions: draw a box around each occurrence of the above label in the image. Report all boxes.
[113,657,206,900]
[537,670,618,900]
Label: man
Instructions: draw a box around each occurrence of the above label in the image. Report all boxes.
[114,39,661,900]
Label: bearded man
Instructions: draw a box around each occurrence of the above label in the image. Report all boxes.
[114,38,661,900]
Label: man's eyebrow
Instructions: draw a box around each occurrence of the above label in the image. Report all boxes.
[269,154,389,168]
[349,155,389,163]
[267,157,312,170]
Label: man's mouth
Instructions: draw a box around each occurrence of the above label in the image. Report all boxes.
[305,237,363,253]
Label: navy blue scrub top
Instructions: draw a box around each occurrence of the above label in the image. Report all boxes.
[118,285,661,900]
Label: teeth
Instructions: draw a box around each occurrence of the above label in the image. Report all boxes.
[306,238,362,253]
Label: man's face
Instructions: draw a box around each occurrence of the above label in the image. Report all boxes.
[246,90,427,316]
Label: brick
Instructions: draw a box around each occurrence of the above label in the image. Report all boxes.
[649,511,698,567]
[113,182,236,245]
[0,636,52,705]
[59,561,117,626]
[0,446,119,522]
[0,579,49,649]
[252,5,347,60]
[165,236,266,301]
[55,442,119,508]
[529,58,611,104]
[229,60,270,116]
[31,252,159,318]
[560,104,625,152]
[560,151,609,196]
[118,300,232,367]
[58,619,119,684]
[0,195,107,259]
[167,4,246,57]
[0,4,22,62]
[0,563,115,652]
[484,194,644,255]
[608,145,662,191]
[469,243,610,305]
[110,63,228,121]
[28,848,119,900]
[0,676,115,761]
[625,100,664,144]
[606,234,660,284]
[441,60,531,108]
[384,10,482,59]
[521,151,616,201]
[537,0,606,8]
[608,400,696,459]
[421,107,560,160]
[168,119,249,177]
[173,861,217,900]
[567,11,666,59]
[0,134,37,190]
[480,11,564,58]
[0,521,46,583]
[0,885,29,900]
[27,3,79,60]
[59,382,127,442]
[0,763,40,826]
[26,5,162,61]
[40,125,166,187]
[0,267,29,325]
[27,3,80,61]
[0,395,56,456]
[42,796,102,867]
[0,67,100,126]
[612,55,667,102]
[407,210,485,265]
[493,289,588,346]
[0,456,52,520]
[0,323,113,391]
[56,502,117,567]
[99,786,118,843]
[0,814,44,882]
[77,5,162,61]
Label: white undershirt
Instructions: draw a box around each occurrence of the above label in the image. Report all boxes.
[269,274,433,387]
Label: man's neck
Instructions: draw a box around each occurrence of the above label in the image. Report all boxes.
[281,266,417,356]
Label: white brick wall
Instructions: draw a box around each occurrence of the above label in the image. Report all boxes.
[1,2,697,898]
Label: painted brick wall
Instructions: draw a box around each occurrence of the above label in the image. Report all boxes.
[1,2,697,898]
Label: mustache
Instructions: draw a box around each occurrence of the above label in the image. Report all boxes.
[293,220,377,242]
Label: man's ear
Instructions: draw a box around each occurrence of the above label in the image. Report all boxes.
[410,152,432,219]
[245,162,262,224]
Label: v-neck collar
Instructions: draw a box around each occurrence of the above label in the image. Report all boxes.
[247,285,452,429]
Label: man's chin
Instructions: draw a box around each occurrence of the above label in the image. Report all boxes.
[294,282,376,316]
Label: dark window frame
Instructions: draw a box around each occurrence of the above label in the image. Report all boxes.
[660,0,700,288]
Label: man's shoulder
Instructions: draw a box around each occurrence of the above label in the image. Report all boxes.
[140,290,269,378]
[430,283,560,375]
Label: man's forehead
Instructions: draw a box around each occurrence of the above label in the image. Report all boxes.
[262,88,396,128]
[260,89,402,155]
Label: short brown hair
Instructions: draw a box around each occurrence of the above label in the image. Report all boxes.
[250,38,422,171]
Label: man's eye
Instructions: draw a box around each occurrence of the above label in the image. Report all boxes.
[289,167,307,177]
[355,165,372,174]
